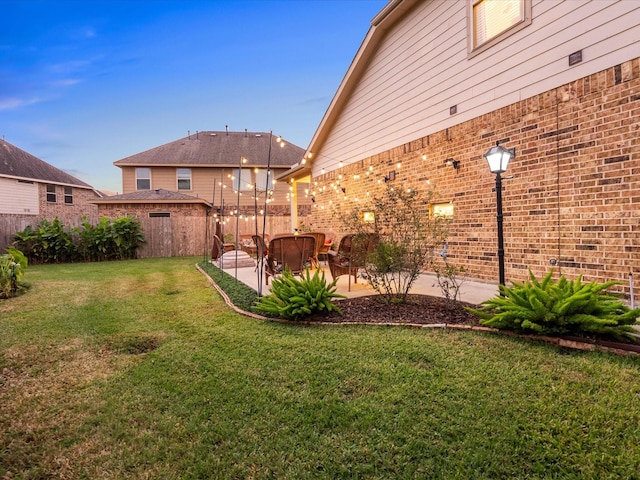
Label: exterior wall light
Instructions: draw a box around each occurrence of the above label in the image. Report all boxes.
[445,158,460,171]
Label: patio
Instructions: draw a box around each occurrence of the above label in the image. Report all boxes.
[216,260,499,305]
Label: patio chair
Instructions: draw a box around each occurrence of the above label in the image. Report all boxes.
[307,232,326,269]
[264,234,316,285]
[317,230,335,265]
[211,234,235,261]
[328,233,379,291]
[252,234,269,271]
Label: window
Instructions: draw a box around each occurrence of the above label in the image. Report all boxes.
[64,186,73,204]
[469,0,531,55]
[232,168,252,191]
[177,168,191,190]
[254,169,273,191]
[149,212,170,218]
[136,168,151,190]
[46,184,57,203]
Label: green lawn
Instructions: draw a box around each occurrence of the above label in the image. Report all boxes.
[1,257,639,479]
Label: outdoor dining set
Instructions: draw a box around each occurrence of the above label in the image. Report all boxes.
[211,231,379,291]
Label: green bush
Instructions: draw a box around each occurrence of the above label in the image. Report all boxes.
[77,217,145,261]
[14,216,145,263]
[0,248,27,298]
[469,270,640,338]
[13,218,76,263]
[341,185,450,303]
[111,216,145,259]
[253,268,345,320]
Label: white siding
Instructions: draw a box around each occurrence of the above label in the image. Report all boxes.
[314,0,640,174]
[0,177,39,215]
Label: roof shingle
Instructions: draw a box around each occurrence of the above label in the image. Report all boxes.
[0,139,93,188]
[113,131,305,168]
[94,188,211,205]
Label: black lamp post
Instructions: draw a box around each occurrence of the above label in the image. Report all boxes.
[484,142,515,286]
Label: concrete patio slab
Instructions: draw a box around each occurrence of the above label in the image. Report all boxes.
[215,262,499,305]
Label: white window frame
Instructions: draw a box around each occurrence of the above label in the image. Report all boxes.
[136,168,151,190]
[46,184,57,203]
[64,186,73,204]
[233,168,252,191]
[177,168,191,190]
[254,169,273,192]
[468,0,531,58]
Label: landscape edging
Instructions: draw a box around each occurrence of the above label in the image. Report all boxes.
[196,264,639,356]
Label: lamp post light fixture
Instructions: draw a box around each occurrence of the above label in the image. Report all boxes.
[484,142,515,286]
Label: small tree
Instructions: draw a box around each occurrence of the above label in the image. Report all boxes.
[430,244,466,303]
[342,185,450,303]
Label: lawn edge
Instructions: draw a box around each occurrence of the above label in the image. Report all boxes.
[195,264,639,356]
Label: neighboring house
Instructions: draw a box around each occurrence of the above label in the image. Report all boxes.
[284,0,639,296]
[100,130,310,257]
[0,139,102,251]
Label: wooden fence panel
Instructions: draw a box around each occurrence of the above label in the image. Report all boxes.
[0,216,35,252]
[138,217,172,258]
[0,213,313,258]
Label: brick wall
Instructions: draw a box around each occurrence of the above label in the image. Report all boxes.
[38,184,100,226]
[309,59,639,296]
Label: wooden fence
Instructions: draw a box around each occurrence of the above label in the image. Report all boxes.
[1,213,311,258]
[136,214,311,259]
[0,216,35,252]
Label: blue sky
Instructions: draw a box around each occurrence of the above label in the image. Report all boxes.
[2,0,387,192]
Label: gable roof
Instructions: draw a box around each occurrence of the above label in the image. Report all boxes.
[304,0,417,164]
[0,139,95,189]
[113,131,305,168]
[93,188,212,206]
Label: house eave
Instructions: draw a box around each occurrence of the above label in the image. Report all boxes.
[277,162,311,182]
[304,0,420,171]
[0,173,99,191]
[92,198,212,207]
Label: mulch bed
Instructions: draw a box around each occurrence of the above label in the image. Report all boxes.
[307,294,480,325]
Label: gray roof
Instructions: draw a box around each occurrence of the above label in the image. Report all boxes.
[0,139,93,188]
[94,188,211,206]
[113,131,305,168]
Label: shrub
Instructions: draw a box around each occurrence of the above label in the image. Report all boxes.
[78,217,145,261]
[469,270,640,339]
[430,247,466,303]
[341,185,450,303]
[0,248,27,298]
[13,218,76,263]
[111,216,145,259]
[14,217,145,263]
[253,268,345,320]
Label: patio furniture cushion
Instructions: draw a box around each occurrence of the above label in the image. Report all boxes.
[328,233,379,291]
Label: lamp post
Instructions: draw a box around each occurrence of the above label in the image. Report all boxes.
[484,142,515,286]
